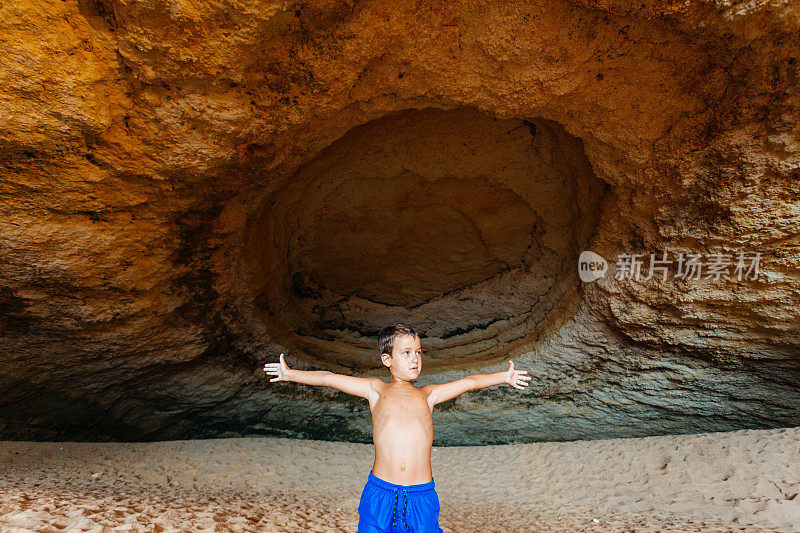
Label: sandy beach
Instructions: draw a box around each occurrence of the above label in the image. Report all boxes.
[1,427,798,532]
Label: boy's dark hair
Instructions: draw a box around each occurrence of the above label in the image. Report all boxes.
[378,323,419,356]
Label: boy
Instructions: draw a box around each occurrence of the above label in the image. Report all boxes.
[263,323,531,532]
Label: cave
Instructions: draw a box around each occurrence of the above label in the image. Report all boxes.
[241,107,604,372]
[0,0,798,445]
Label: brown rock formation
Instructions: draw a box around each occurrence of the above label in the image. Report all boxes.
[0,0,797,443]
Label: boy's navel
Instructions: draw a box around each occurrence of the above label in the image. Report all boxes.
[401,463,405,471]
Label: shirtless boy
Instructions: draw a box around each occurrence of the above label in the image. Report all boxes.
[262,323,531,532]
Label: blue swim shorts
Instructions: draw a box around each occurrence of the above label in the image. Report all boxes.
[357,470,443,533]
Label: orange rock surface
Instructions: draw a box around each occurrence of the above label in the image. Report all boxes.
[0,0,797,442]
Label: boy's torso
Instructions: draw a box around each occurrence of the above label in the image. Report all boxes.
[368,380,434,485]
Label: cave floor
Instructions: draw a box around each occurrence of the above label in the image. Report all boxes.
[1,427,798,532]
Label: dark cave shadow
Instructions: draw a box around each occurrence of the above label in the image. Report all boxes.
[0,372,144,442]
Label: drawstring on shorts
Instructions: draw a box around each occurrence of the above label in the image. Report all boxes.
[392,488,413,532]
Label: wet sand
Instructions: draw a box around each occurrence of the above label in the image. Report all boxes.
[1,427,798,532]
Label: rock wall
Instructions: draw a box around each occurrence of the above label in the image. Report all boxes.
[0,0,798,443]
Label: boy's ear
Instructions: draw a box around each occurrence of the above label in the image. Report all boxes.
[380,352,392,368]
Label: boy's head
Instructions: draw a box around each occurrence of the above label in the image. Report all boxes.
[378,323,422,381]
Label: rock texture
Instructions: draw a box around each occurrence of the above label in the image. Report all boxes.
[0,0,798,443]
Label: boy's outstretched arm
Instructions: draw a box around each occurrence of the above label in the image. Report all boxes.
[263,353,379,400]
[425,360,531,407]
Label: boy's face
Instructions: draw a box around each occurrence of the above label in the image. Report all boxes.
[382,333,422,381]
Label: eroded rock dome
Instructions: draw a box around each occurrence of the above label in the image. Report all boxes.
[242,108,604,372]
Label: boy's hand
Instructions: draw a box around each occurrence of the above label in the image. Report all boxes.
[504,360,531,390]
[263,353,292,382]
